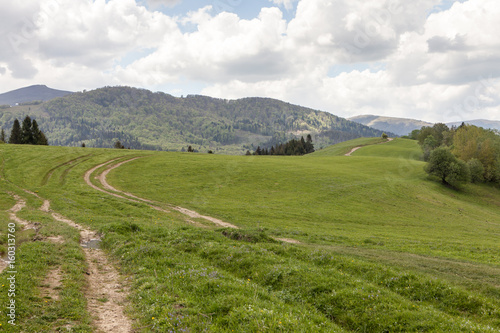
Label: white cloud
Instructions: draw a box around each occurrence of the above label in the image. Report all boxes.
[287,0,439,64]
[146,0,181,9]
[117,6,289,86]
[1,0,500,123]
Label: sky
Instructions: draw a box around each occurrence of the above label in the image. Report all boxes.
[1,0,499,123]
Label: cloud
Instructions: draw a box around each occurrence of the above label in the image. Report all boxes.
[427,35,468,53]
[145,0,181,9]
[117,6,289,85]
[269,0,298,10]
[287,0,439,64]
[1,0,500,123]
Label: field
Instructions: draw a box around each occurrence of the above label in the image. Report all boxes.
[0,138,500,332]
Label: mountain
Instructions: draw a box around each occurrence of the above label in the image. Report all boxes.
[446,119,500,131]
[350,115,500,136]
[348,115,433,136]
[0,86,392,153]
[0,85,73,106]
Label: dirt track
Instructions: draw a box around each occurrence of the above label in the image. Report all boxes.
[6,190,133,332]
[345,138,394,156]
[86,157,240,229]
[84,158,306,245]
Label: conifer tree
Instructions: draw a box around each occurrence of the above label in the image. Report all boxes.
[9,119,22,144]
[0,128,5,143]
[37,130,49,145]
[305,134,315,154]
[32,120,43,144]
[21,116,34,144]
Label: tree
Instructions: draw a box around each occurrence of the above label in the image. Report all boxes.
[0,128,5,143]
[9,119,22,144]
[187,145,194,152]
[31,120,48,145]
[114,140,124,149]
[382,133,388,139]
[467,158,485,183]
[21,116,34,144]
[425,147,470,186]
[422,135,438,161]
[305,134,315,154]
[37,130,49,145]
[452,125,500,182]
[81,142,86,147]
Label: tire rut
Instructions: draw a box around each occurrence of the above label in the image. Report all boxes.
[89,157,240,229]
[12,190,133,332]
[86,158,301,244]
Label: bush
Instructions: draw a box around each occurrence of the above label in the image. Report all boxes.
[425,147,470,186]
[467,158,485,183]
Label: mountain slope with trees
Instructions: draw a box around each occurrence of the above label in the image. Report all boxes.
[0,86,392,153]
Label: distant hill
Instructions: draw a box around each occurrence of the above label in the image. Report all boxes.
[446,119,500,131]
[350,115,500,136]
[349,115,433,136]
[0,86,391,153]
[0,85,73,106]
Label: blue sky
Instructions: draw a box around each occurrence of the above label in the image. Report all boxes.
[1,0,499,122]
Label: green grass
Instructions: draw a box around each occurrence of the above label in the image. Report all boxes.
[311,137,388,156]
[1,139,500,332]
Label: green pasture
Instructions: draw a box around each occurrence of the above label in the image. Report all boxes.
[0,139,499,332]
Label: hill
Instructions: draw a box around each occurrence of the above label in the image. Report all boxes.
[0,84,73,106]
[447,119,500,131]
[1,140,499,331]
[350,114,500,136]
[349,115,433,136]
[0,86,392,153]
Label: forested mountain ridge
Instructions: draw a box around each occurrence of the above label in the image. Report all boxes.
[0,86,391,153]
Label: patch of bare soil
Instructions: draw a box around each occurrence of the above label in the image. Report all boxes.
[46,235,65,244]
[345,147,362,156]
[51,212,132,332]
[41,267,62,301]
[40,200,51,212]
[85,248,132,333]
[274,238,302,244]
[0,259,8,273]
[172,206,239,229]
[345,138,394,156]
[7,193,37,230]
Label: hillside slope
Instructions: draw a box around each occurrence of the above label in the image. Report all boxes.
[0,86,391,153]
[350,114,500,136]
[349,115,433,136]
[0,84,73,106]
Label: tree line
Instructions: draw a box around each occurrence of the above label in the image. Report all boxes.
[410,123,500,187]
[248,134,315,156]
[1,116,48,145]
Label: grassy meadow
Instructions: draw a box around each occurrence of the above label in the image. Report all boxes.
[0,139,499,332]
